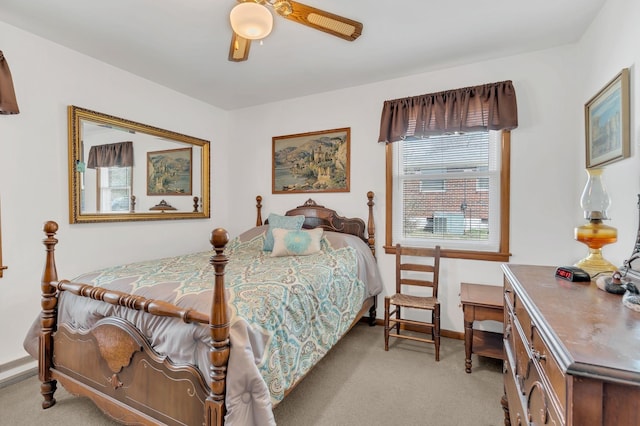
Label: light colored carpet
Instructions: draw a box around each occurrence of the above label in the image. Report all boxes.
[0,324,505,425]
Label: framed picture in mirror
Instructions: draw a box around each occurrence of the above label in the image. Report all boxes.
[147,148,192,196]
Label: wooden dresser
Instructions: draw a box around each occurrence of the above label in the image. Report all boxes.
[502,264,640,426]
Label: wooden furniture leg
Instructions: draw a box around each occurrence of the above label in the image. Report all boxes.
[368,297,377,326]
[464,318,473,373]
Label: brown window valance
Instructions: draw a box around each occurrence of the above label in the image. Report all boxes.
[378,80,518,143]
[86,141,134,168]
[0,50,20,115]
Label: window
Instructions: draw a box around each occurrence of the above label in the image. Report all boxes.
[386,131,510,261]
[97,166,132,212]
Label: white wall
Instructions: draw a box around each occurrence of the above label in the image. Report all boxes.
[227,0,640,335]
[2,0,639,372]
[0,21,230,369]
[576,0,640,265]
[226,46,584,334]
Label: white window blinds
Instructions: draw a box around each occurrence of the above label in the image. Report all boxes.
[393,131,501,251]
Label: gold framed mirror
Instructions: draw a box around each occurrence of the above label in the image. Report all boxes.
[68,106,210,223]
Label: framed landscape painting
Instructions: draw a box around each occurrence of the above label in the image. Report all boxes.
[585,68,630,168]
[147,147,192,195]
[272,127,350,194]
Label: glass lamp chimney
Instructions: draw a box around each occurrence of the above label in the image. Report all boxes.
[580,168,610,220]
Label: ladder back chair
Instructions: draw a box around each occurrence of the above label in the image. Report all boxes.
[384,244,441,361]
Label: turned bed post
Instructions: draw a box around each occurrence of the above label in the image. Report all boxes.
[40,221,59,409]
[366,191,377,325]
[206,228,231,426]
[256,195,263,226]
[367,191,375,258]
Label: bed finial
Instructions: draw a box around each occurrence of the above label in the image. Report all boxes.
[207,227,230,425]
[43,220,58,238]
[210,228,230,254]
[256,195,263,226]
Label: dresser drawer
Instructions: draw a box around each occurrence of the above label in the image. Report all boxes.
[503,305,516,363]
[514,296,532,343]
[505,334,562,426]
[504,277,515,309]
[504,359,526,426]
[531,325,566,417]
[520,340,562,426]
[512,316,531,389]
[525,372,563,426]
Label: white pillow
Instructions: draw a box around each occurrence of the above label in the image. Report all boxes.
[271,228,324,257]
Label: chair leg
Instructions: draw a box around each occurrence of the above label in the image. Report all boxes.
[384,297,390,351]
[395,306,401,334]
[434,304,441,362]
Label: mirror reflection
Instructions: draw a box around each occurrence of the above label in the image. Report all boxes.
[68,106,210,223]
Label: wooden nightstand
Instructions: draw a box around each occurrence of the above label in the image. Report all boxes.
[460,282,504,373]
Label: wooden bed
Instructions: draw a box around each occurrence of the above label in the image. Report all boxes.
[36,191,377,425]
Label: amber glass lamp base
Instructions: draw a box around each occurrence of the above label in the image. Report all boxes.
[574,220,618,276]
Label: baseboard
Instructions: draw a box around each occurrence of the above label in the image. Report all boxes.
[0,356,37,388]
[360,316,464,340]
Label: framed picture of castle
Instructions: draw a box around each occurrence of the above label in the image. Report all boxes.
[272,128,350,194]
[147,147,192,195]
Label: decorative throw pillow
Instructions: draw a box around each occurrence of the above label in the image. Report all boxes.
[271,228,324,257]
[263,213,305,251]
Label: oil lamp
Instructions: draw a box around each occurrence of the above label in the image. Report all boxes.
[574,168,617,275]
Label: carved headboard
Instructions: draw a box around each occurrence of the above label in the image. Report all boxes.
[255,192,376,257]
[285,199,367,241]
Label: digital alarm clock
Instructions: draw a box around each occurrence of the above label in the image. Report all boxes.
[555,266,591,282]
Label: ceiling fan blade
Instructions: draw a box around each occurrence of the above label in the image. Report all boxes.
[283,1,362,41]
[228,32,252,62]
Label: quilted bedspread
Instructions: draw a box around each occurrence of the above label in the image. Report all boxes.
[24,228,382,425]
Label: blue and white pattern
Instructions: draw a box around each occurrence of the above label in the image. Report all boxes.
[271,227,323,256]
[263,213,305,251]
[225,234,366,402]
[76,232,366,405]
[283,229,312,253]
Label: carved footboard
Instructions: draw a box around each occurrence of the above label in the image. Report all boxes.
[52,318,210,425]
[39,222,231,426]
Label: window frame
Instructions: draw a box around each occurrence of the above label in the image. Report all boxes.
[384,131,511,261]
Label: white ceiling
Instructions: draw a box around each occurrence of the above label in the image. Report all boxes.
[0,0,606,111]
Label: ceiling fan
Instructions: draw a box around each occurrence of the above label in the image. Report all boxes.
[228,0,363,62]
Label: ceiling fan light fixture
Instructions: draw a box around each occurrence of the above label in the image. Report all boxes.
[230,2,273,40]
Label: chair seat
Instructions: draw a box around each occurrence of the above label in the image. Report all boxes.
[389,293,437,310]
